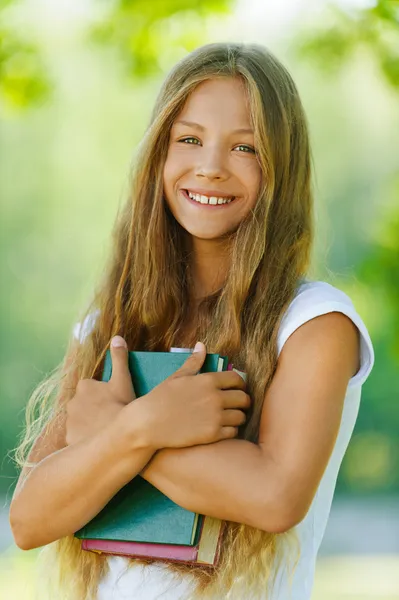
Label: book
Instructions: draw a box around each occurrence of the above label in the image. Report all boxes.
[75,349,237,565]
[81,515,225,566]
[76,476,202,547]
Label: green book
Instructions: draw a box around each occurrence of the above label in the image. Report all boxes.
[74,350,228,546]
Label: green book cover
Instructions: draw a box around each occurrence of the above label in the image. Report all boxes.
[75,350,228,546]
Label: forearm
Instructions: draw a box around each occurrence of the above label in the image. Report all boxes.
[10,408,156,550]
[141,439,285,531]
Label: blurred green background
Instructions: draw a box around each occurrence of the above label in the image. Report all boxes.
[1,0,398,598]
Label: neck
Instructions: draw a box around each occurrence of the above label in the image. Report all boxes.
[187,236,232,302]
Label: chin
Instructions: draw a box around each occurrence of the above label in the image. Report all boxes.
[183,225,234,240]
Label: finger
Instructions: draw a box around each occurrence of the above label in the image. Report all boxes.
[220,426,238,439]
[207,371,247,391]
[171,341,207,378]
[108,336,135,401]
[220,390,251,410]
[221,409,247,427]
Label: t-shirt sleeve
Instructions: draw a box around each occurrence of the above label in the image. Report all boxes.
[72,310,100,344]
[277,282,375,388]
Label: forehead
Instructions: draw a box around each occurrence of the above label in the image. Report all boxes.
[173,77,252,129]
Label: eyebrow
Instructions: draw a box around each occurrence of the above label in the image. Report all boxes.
[174,119,254,135]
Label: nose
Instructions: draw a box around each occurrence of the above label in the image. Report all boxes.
[195,144,229,180]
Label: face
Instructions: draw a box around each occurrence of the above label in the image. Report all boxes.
[163,77,262,241]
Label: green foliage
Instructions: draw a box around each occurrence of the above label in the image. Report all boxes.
[371,0,399,22]
[0,4,51,111]
[358,180,399,361]
[0,0,232,108]
[87,0,232,78]
[297,12,357,71]
[296,0,399,88]
[0,28,50,110]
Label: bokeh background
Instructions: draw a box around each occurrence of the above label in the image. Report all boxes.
[1,0,398,598]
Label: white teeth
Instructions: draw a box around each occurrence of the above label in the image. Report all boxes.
[187,190,234,205]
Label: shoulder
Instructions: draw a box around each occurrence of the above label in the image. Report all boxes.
[284,279,358,317]
[277,279,375,388]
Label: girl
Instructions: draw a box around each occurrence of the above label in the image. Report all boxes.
[10,42,374,600]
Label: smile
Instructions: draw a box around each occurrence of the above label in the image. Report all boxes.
[181,189,237,208]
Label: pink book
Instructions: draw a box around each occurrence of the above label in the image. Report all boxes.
[82,538,199,562]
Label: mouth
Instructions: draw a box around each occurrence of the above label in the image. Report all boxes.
[181,189,237,208]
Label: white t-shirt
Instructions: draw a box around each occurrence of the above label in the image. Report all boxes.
[73,279,375,600]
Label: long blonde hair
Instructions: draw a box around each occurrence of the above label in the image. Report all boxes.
[14,42,314,599]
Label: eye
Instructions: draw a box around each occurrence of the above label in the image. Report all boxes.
[235,144,256,154]
[178,137,200,145]
[178,137,256,153]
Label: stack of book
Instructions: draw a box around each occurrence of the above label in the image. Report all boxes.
[75,348,246,566]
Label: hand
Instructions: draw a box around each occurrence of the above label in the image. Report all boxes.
[130,342,251,450]
[65,336,135,445]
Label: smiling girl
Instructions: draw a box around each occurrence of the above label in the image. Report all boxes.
[10,42,374,600]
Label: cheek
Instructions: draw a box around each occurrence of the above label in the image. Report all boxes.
[163,151,182,188]
[163,158,181,210]
[242,164,262,199]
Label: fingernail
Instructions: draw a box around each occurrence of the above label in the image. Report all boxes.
[193,342,202,353]
[111,335,126,348]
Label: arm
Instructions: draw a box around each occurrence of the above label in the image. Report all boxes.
[10,404,156,551]
[141,438,285,530]
[141,312,360,533]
